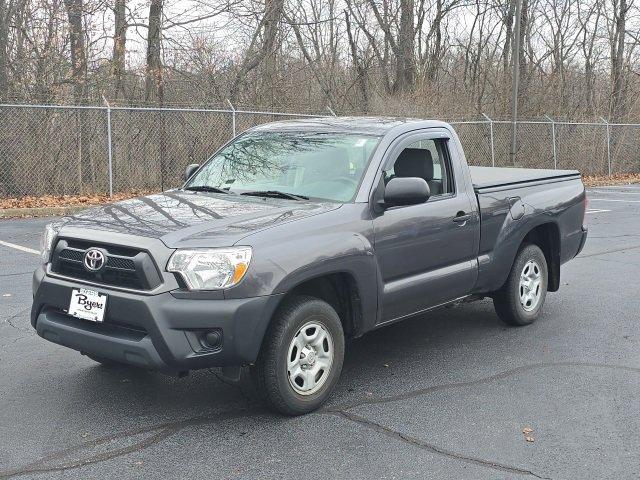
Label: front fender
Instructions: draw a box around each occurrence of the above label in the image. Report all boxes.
[225,218,379,335]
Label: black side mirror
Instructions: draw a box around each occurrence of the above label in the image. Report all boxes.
[184,163,200,181]
[382,177,430,208]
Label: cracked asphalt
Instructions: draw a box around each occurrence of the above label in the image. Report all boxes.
[1,185,639,480]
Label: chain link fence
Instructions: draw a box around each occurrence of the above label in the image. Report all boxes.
[1,104,638,198]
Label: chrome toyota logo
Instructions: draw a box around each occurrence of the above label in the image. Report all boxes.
[84,249,105,271]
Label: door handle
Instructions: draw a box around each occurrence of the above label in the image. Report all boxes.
[453,212,472,225]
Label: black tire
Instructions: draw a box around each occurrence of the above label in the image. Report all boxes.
[251,295,345,416]
[493,244,548,326]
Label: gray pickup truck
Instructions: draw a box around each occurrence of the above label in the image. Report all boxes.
[32,117,588,415]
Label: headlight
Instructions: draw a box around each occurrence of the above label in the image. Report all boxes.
[40,223,59,263]
[167,247,252,290]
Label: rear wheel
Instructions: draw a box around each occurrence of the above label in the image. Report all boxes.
[252,295,345,415]
[493,244,548,326]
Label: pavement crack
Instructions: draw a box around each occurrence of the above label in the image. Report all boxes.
[327,410,551,478]
[3,308,31,332]
[0,271,31,278]
[1,362,635,478]
[326,361,640,411]
[577,243,640,258]
[0,409,259,479]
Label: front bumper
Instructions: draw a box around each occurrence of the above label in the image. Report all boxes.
[31,266,283,372]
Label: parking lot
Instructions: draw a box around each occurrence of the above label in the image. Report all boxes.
[1,185,639,480]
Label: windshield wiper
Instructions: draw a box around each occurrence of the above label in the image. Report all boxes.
[240,190,308,201]
[184,185,230,194]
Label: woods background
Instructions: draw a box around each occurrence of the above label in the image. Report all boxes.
[1,0,640,198]
[0,0,639,119]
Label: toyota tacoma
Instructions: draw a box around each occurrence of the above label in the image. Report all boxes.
[32,117,588,415]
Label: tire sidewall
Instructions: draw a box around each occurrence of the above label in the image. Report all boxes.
[271,299,345,413]
[510,245,548,324]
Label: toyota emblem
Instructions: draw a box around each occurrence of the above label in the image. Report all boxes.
[84,248,105,271]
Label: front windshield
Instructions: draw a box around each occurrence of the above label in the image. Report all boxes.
[186,131,380,202]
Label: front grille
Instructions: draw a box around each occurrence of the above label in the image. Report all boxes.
[50,240,162,291]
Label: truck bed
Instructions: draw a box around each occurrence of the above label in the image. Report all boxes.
[470,166,581,191]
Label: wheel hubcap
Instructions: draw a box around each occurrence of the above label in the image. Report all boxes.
[287,321,333,395]
[519,259,542,312]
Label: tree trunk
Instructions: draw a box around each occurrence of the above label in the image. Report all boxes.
[261,0,283,105]
[0,0,9,100]
[229,0,283,104]
[502,0,515,72]
[610,0,627,121]
[64,0,87,104]
[345,9,368,111]
[145,0,163,104]
[394,0,415,93]
[112,0,127,100]
[63,0,92,192]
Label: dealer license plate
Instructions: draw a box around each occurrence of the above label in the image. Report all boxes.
[68,288,107,322]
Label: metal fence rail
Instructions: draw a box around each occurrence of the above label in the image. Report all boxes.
[1,104,638,198]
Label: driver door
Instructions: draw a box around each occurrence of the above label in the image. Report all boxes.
[373,130,478,323]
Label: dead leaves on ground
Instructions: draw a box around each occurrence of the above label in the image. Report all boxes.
[582,173,640,187]
[0,191,157,210]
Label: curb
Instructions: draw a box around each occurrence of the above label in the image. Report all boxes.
[0,205,89,219]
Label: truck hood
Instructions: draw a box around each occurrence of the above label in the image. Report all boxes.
[59,190,340,248]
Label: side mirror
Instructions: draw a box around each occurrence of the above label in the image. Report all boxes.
[382,177,430,208]
[184,163,200,181]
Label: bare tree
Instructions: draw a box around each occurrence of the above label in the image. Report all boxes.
[112,0,127,100]
[63,0,87,104]
[145,0,163,103]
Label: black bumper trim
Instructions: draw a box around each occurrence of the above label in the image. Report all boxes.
[32,267,284,371]
[36,309,169,371]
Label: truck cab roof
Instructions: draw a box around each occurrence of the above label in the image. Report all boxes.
[250,116,451,136]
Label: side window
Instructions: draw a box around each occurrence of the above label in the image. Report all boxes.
[383,138,454,196]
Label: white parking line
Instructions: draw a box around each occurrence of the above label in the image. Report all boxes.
[588,198,640,203]
[0,240,39,255]
[586,209,611,214]
[588,190,640,196]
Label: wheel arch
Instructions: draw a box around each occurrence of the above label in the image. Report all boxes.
[272,271,366,340]
[520,222,561,292]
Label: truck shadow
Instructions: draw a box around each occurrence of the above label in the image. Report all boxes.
[72,299,507,414]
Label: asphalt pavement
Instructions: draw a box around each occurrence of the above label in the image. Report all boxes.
[1,186,639,479]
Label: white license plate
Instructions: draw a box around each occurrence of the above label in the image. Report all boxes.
[68,288,107,323]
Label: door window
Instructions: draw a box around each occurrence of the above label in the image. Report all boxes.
[383,138,454,196]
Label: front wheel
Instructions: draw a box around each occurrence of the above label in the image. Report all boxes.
[493,244,548,326]
[251,295,345,415]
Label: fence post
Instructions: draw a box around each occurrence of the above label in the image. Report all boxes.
[326,106,337,116]
[600,117,612,177]
[544,115,557,169]
[227,99,236,138]
[481,113,495,167]
[102,96,113,197]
